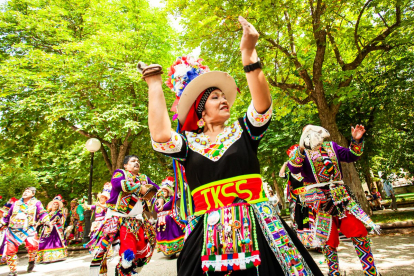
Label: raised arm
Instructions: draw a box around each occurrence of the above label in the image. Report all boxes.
[145,74,171,143]
[239,16,272,113]
[279,161,288,178]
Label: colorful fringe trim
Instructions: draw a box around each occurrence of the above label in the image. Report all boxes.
[201,203,260,272]
[253,202,313,276]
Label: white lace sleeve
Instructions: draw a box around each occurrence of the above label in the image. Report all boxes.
[246,101,272,127]
[151,130,183,154]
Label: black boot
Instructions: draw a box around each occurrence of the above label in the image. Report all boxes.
[8,272,17,276]
[27,261,35,273]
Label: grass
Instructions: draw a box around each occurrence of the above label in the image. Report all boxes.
[371,210,414,224]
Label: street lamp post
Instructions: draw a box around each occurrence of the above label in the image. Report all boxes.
[83,138,101,243]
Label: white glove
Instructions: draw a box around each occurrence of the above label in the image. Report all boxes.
[300,125,330,150]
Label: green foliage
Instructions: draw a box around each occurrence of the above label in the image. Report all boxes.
[339,47,414,177]
[0,0,178,205]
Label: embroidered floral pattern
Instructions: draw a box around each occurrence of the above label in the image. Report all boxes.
[246,101,272,127]
[289,147,306,167]
[350,139,364,156]
[152,130,184,154]
[156,236,184,256]
[185,121,243,162]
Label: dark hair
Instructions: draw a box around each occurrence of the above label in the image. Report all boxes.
[364,191,369,193]
[123,155,139,165]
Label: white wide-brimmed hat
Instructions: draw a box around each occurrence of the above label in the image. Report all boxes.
[97,182,112,200]
[47,194,63,210]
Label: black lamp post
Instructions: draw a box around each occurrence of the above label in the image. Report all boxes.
[83,138,101,243]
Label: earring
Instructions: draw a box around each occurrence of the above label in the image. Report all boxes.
[197,118,205,128]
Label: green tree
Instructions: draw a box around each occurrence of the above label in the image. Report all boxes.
[0,0,178,203]
[165,0,413,213]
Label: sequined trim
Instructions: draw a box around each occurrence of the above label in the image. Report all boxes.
[246,101,272,127]
[185,121,242,162]
[152,130,184,154]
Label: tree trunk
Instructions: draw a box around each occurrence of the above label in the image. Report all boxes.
[364,167,374,191]
[318,111,372,216]
[375,181,386,199]
[271,171,286,209]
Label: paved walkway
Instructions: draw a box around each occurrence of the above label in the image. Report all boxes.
[1,234,413,275]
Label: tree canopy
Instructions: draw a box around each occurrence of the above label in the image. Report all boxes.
[0,0,177,203]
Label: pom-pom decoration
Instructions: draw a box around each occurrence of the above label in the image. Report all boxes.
[121,249,135,269]
[286,144,299,157]
[165,56,210,113]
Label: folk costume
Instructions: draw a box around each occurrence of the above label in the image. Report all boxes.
[65,198,84,241]
[84,183,111,252]
[0,187,50,275]
[89,169,158,276]
[288,125,380,276]
[37,195,67,263]
[0,198,18,266]
[155,177,185,257]
[283,146,314,248]
[152,56,323,276]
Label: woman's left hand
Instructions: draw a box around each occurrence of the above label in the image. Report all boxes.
[351,124,366,142]
[239,16,259,53]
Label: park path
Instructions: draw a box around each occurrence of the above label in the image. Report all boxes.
[0,234,413,275]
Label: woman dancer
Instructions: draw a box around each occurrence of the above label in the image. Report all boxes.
[155,177,185,258]
[84,183,111,252]
[145,16,322,276]
[37,195,67,263]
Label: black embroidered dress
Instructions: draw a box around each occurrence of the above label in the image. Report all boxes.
[152,102,322,276]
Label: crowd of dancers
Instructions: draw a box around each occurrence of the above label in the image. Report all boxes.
[0,16,383,276]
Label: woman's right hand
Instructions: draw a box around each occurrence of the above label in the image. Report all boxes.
[238,16,259,54]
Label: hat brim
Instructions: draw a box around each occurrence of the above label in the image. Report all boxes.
[97,193,110,200]
[177,71,238,124]
[47,200,63,210]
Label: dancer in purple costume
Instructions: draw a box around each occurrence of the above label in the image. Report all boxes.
[84,183,111,252]
[89,155,159,276]
[155,177,185,258]
[37,195,67,263]
[288,124,380,276]
[84,183,111,237]
[0,198,18,266]
[0,187,50,276]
